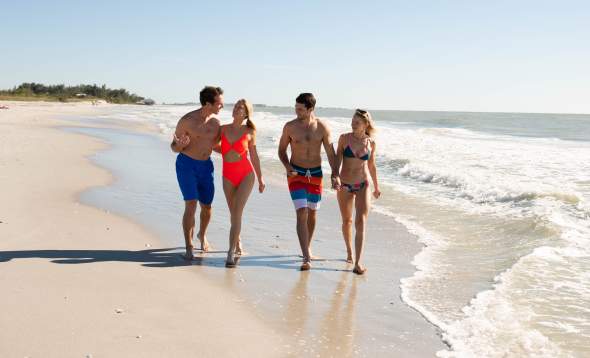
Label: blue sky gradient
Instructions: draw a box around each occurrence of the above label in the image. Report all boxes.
[2,1,589,112]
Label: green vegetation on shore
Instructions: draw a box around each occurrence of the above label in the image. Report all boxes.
[0,83,150,104]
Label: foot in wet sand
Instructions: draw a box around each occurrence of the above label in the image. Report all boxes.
[353,265,367,275]
[300,261,311,271]
[309,250,319,260]
[181,248,194,261]
[235,239,245,256]
[197,233,210,252]
[225,252,237,268]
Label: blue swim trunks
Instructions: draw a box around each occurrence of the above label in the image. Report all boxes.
[175,153,215,205]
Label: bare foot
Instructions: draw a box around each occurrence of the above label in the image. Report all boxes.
[300,261,311,271]
[225,251,237,268]
[181,248,194,261]
[197,233,210,252]
[235,239,244,256]
[308,249,326,261]
[353,265,367,275]
[346,256,353,264]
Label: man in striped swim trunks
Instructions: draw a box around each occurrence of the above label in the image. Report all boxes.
[278,93,340,271]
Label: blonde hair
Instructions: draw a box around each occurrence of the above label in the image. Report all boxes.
[236,98,256,130]
[354,109,375,137]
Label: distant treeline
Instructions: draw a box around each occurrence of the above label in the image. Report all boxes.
[0,83,147,104]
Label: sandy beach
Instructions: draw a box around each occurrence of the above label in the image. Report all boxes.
[1,101,446,357]
[0,102,287,357]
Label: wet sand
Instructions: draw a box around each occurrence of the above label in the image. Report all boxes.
[70,117,447,356]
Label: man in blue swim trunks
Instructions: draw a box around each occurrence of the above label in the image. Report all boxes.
[171,86,223,260]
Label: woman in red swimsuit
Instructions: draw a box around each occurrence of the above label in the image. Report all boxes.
[218,99,265,267]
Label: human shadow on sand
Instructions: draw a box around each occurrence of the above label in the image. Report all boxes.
[0,248,344,271]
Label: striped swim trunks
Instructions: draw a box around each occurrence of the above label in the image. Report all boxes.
[287,164,323,210]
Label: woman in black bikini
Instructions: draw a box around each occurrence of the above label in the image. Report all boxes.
[334,109,380,274]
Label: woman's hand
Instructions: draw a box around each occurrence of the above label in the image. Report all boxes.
[258,177,266,193]
[373,188,381,199]
[331,175,341,191]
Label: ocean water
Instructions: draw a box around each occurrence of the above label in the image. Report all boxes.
[87,104,590,357]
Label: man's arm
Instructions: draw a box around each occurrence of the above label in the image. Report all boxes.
[278,123,296,176]
[171,118,189,153]
[334,134,345,176]
[211,122,223,154]
[321,122,339,177]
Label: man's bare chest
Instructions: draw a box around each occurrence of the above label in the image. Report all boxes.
[291,128,323,145]
[187,122,217,140]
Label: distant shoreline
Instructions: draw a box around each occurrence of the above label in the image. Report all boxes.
[0,82,151,105]
[0,95,152,105]
[0,95,100,103]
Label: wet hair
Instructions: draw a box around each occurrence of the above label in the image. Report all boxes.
[354,109,376,137]
[199,86,223,106]
[236,98,256,130]
[295,93,316,110]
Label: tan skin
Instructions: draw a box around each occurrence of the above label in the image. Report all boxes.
[215,102,265,267]
[334,114,381,274]
[278,103,339,270]
[171,94,223,260]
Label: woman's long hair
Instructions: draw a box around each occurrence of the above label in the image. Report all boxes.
[236,98,256,130]
[354,109,375,137]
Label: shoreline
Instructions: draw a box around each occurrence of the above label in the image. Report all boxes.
[0,101,287,357]
[63,115,447,355]
[3,99,586,356]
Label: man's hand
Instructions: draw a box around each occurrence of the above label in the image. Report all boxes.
[286,167,298,178]
[174,133,190,147]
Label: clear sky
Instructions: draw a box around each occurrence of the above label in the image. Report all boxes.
[2,0,589,113]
